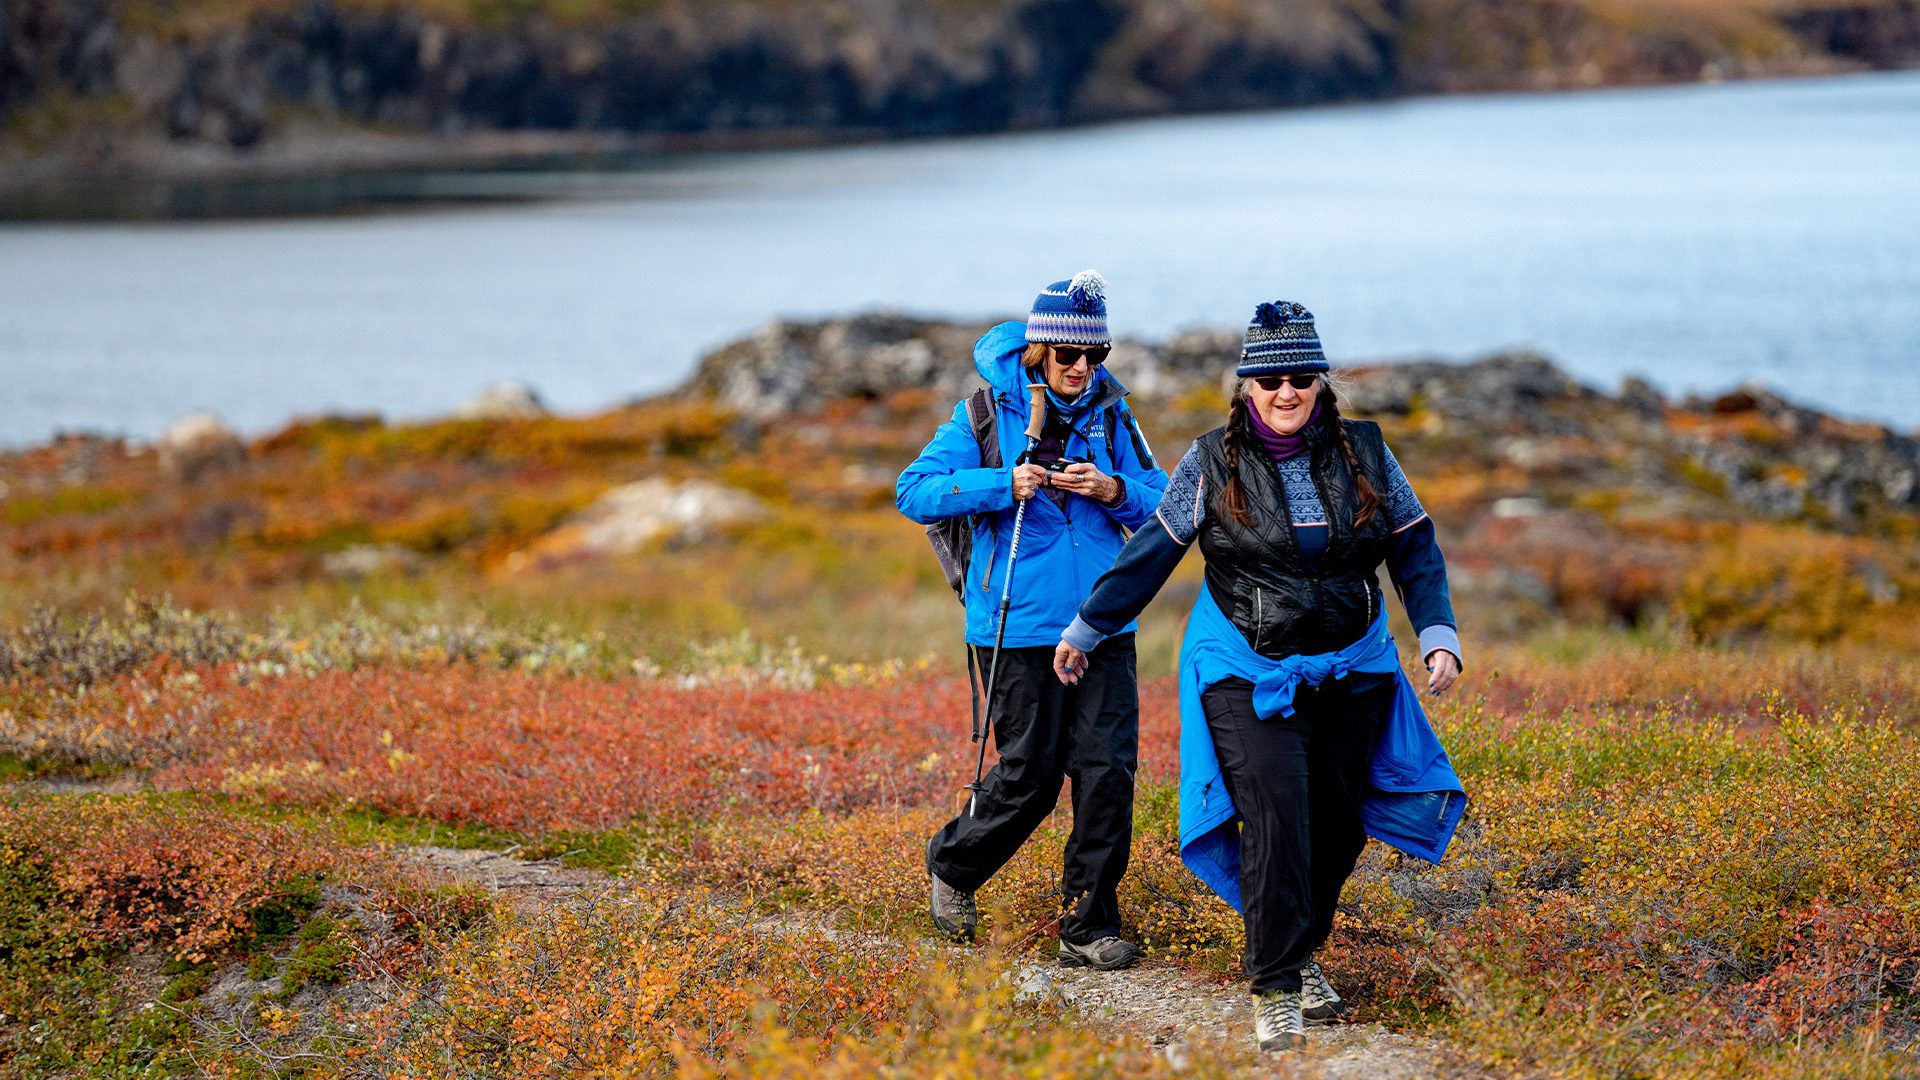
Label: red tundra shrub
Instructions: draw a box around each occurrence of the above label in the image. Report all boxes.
[84,665,972,835]
[0,796,345,962]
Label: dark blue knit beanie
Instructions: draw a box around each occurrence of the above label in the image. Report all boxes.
[1025,270,1111,345]
[1236,301,1329,376]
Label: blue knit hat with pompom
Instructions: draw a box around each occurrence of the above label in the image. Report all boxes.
[1236,300,1328,376]
[1025,270,1110,345]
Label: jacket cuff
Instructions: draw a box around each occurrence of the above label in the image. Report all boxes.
[1061,616,1105,654]
[1418,625,1461,669]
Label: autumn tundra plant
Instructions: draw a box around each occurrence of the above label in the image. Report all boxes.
[2,639,1918,1072]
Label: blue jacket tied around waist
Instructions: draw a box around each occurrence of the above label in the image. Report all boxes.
[1178,586,1466,911]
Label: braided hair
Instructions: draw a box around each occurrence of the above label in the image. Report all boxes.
[1223,375,1381,529]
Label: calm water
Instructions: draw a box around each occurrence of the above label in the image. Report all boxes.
[4,72,1919,447]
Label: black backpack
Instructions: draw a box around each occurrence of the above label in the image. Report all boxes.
[925,388,1002,602]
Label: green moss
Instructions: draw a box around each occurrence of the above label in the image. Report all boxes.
[157,961,214,1004]
[247,876,324,943]
[274,916,353,1000]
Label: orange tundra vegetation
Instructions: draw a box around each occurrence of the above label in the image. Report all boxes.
[3,634,1918,1075]
[2,380,1919,1073]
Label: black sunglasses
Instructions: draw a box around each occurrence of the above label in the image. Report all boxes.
[1251,374,1320,392]
[1049,345,1110,368]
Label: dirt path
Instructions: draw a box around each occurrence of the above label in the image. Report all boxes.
[402,843,1468,1077]
[5,777,1465,1076]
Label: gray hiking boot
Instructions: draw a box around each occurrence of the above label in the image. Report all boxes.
[928,872,978,940]
[1057,935,1140,971]
[1300,959,1349,1022]
[1253,989,1306,1052]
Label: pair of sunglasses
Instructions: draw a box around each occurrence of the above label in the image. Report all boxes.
[1251,373,1320,392]
[1050,345,1110,368]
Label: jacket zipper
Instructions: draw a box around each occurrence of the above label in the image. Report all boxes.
[1254,587,1264,652]
[979,547,995,595]
[1364,580,1374,626]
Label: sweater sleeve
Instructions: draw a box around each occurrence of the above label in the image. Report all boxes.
[1061,445,1204,651]
[1380,445,1461,665]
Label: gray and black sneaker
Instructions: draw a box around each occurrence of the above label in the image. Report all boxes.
[1300,960,1349,1022]
[1057,935,1140,971]
[928,872,978,940]
[1253,989,1306,1052]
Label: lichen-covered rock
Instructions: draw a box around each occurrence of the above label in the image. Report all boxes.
[156,412,245,483]
[453,382,547,421]
[510,478,769,569]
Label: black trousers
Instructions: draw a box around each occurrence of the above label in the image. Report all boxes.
[1200,670,1395,992]
[926,634,1139,946]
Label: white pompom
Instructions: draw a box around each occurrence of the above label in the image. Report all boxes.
[1067,269,1106,310]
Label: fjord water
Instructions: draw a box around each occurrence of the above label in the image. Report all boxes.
[3,71,1918,446]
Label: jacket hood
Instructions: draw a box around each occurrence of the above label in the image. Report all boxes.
[974,321,1128,410]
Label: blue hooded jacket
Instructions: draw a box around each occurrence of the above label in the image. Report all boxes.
[896,322,1170,648]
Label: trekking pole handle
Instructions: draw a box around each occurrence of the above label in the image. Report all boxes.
[1024,383,1047,444]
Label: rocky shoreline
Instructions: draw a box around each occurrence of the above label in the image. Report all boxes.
[4,0,1918,215]
[686,314,1920,530]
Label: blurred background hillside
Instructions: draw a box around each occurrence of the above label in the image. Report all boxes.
[4,0,1917,193]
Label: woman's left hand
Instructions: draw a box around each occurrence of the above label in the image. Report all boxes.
[1053,462,1119,503]
[1424,649,1461,695]
[1054,642,1089,685]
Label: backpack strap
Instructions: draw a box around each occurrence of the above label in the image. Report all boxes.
[966,387,1001,469]
[1109,402,1158,471]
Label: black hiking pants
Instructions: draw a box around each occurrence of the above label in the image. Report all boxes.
[926,633,1139,946]
[1200,670,1395,992]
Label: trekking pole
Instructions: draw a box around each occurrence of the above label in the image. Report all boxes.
[968,382,1049,818]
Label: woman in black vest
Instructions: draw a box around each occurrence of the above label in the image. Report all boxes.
[1053,301,1462,1052]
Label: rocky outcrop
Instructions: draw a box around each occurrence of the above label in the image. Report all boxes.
[508,477,769,568]
[0,0,1389,175]
[685,314,1920,528]
[156,411,245,483]
[684,313,1229,419]
[13,0,1911,191]
[453,382,547,421]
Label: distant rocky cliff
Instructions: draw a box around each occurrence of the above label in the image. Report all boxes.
[3,0,1916,186]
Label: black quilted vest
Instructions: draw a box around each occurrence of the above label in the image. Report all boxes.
[1192,417,1394,659]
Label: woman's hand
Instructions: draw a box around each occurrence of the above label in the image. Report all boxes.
[1054,641,1089,685]
[1053,462,1119,503]
[1011,463,1049,501]
[1425,649,1461,695]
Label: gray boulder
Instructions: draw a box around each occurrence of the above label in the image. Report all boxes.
[454,382,547,420]
[156,411,245,482]
[510,478,770,569]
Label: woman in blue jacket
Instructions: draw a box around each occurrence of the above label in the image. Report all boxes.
[1053,302,1464,1051]
[897,271,1168,969]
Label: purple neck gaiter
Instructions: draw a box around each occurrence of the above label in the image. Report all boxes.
[1246,398,1323,462]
